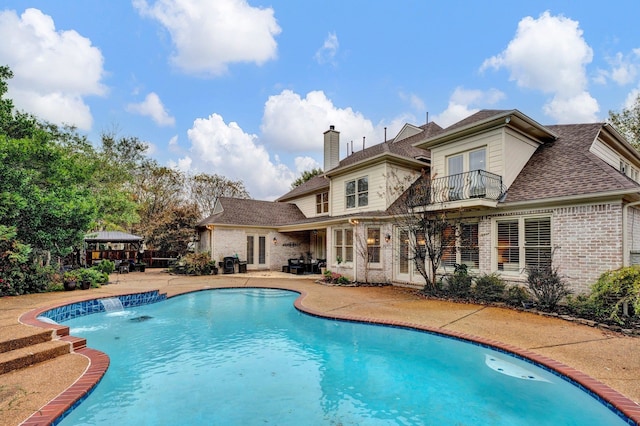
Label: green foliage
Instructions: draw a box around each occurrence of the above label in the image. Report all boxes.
[172,252,217,275]
[587,266,640,324]
[336,275,350,285]
[526,263,571,311]
[78,268,109,287]
[322,270,350,285]
[445,263,472,298]
[291,168,323,189]
[94,259,115,274]
[0,225,51,296]
[608,93,640,148]
[473,273,506,302]
[505,285,531,307]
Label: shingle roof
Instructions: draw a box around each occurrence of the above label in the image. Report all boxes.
[442,109,511,132]
[504,123,640,202]
[197,197,307,227]
[332,121,442,170]
[276,175,329,202]
[84,231,143,242]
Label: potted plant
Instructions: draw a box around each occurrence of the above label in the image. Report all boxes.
[63,270,79,291]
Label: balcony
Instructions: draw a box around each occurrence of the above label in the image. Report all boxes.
[407,170,505,209]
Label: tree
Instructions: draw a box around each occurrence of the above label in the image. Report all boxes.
[608,93,640,148]
[291,168,323,189]
[188,173,250,220]
[0,65,38,139]
[388,170,461,293]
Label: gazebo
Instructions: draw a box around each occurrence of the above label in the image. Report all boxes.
[84,231,144,266]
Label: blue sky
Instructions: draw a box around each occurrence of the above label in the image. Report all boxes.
[1,1,639,200]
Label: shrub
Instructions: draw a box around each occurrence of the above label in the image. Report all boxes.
[336,275,350,285]
[322,269,350,285]
[78,268,109,287]
[174,252,217,275]
[473,273,506,302]
[95,259,115,275]
[445,263,472,298]
[526,263,570,311]
[505,285,531,307]
[587,266,640,324]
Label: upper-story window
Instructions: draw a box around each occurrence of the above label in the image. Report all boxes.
[346,177,368,208]
[620,160,629,174]
[447,148,486,175]
[316,191,329,213]
[447,148,486,200]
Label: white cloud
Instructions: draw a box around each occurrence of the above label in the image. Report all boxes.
[0,8,106,130]
[181,113,296,200]
[481,11,598,123]
[432,87,505,128]
[126,92,175,126]
[294,156,322,174]
[399,91,426,111]
[596,50,640,86]
[624,88,640,109]
[261,89,376,152]
[133,0,281,76]
[314,32,339,65]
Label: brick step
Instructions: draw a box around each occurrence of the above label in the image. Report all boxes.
[0,324,55,353]
[0,340,72,375]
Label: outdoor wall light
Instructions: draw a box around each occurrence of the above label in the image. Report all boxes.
[273,237,278,245]
[385,234,391,243]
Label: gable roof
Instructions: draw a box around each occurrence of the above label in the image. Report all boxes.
[197,197,307,228]
[276,175,329,202]
[326,121,442,175]
[418,109,556,149]
[504,123,640,203]
[84,231,143,243]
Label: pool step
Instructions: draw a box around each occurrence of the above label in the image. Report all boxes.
[0,340,72,375]
[0,324,86,375]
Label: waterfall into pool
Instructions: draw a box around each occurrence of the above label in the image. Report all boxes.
[99,297,124,312]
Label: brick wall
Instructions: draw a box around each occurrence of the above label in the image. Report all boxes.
[553,203,622,294]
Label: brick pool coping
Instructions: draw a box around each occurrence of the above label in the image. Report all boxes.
[17,288,640,425]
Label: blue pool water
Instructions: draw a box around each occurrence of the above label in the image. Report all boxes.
[59,289,626,425]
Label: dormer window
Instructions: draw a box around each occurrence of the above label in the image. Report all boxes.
[346,177,368,208]
[316,191,329,213]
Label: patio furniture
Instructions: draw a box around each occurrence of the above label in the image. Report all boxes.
[288,258,305,274]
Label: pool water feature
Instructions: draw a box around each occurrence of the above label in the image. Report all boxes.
[98,297,124,313]
[59,288,627,425]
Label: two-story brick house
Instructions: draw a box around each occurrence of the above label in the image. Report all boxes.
[196,109,640,293]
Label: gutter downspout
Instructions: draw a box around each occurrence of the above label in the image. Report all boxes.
[622,201,640,267]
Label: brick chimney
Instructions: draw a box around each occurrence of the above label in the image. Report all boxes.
[323,125,340,171]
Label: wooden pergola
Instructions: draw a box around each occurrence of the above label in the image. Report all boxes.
[84,231,143,266]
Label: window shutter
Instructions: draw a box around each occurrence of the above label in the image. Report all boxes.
[524,217,551,268]
[497,220,519,271]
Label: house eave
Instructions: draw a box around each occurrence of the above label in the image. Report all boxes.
[416,110,557,149]
[325,153,428,178]
[500,189,640,209]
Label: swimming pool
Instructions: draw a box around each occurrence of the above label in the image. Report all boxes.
[58,288,627,425]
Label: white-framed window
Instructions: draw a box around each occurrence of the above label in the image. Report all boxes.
[496,216,551,273]
[246,236,254,265]
[446,148,487,200]
[620,160,629,175]
[366,228,381,263]
[334,228,353,263]
[440,223,479,270]
[345,177,368,208]
[316,191,329,214]
[247,235,267,266]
